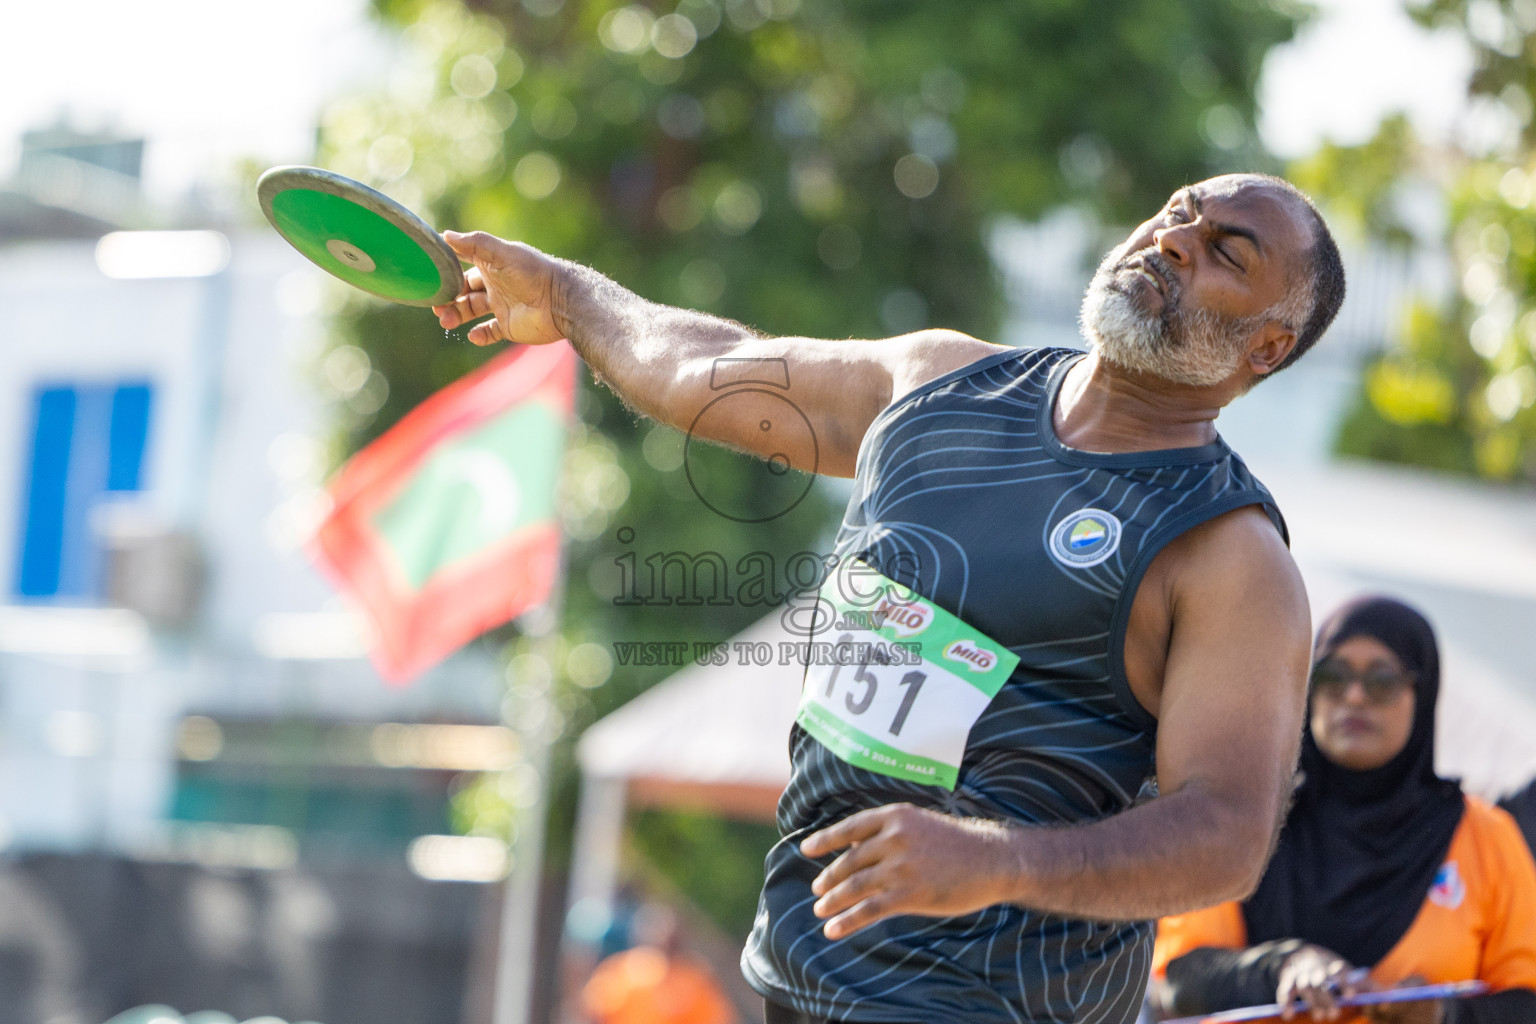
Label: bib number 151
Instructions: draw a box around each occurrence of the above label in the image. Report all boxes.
[820,633,926,735]
[794,559,1020,790]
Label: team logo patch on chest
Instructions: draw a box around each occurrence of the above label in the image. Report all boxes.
[1048,508,1123,568]
[1429,861,1465,909]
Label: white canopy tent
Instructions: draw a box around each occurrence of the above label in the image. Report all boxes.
[568,612,804,918]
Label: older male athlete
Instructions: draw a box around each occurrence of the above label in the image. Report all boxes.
[435,173,1345,1023]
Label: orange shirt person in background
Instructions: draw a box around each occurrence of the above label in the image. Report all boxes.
[1153,596,1536,1024]
[582,904,738,1024]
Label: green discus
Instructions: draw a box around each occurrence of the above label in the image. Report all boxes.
[256,166,465,307]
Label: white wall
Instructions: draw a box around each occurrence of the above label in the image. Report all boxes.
[0,232,502,853]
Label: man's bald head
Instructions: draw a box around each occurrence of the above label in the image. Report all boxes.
[1080,173,1345,390]
[1198,173,1345,376]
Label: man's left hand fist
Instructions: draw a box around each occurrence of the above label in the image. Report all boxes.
[799,802,1021,939]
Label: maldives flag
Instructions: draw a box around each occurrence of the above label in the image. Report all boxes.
[311,342,576,683]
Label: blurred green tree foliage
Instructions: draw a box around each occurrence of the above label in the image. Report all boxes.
[312,0,1309,929]
[1411,0,1536,145]
[1298,4,1536,483]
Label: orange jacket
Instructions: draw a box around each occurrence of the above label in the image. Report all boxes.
[582,946,737,1024]
[1153,797,1536,1023]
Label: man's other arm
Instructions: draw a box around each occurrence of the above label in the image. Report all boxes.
[801,506,1311,935]
[434,231,1003,477]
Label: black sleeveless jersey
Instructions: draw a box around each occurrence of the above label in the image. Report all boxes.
[742,347,1287,1022]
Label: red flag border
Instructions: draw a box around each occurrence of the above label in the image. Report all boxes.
[309,342,576,683]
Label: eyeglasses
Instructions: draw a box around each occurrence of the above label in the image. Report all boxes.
[1310,660,1415,704]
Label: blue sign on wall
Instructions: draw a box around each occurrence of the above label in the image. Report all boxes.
[14,381,154,600]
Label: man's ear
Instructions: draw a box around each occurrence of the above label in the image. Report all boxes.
[1247,321,1298,378]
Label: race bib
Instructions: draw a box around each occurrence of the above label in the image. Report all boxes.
[794,561,1020,790]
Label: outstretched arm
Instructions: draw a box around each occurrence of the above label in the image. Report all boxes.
[800,506,1311,936]
[434,231,1001,477]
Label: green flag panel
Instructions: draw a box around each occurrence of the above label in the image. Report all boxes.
[371,402,564,592]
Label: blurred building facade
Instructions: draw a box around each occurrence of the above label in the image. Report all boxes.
[0,127,514,1024]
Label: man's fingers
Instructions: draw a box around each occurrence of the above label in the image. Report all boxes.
[449,289,493,329]
[466,317,507,347]
[812,863,883,919]
[443,229,508,265]
[810,836,884,897]
[433,267,491,328]
[800,808,888,859]
[822,892,893,941]
[434,293,487,329]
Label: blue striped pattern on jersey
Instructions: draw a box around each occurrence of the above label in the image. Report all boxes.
[742,347,1286,1023]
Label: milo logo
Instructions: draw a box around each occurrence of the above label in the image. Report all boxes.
[874,596,932,637]
[943,639,997,672]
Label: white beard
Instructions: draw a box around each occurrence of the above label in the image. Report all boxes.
[1079,247,1258,389]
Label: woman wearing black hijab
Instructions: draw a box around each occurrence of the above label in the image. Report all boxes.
[1152,596,1536,1024]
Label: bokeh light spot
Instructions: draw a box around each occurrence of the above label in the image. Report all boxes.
[893,153,939,199]
[514,152,562,199]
